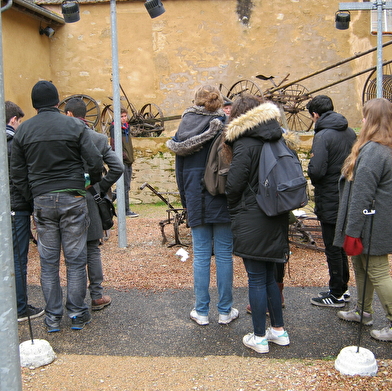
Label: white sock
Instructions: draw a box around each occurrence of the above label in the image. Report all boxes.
[271,328,284,337]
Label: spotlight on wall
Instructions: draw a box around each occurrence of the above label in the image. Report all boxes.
[145,0,165,19]
[39,26,55,38]
[61,0,80,23]
[335,11,350,30]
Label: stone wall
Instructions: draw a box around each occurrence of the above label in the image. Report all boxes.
[130,134,314,204]
[4,0,390,129]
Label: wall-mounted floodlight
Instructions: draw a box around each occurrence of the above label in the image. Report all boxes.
[61,0,80,23]
[39,26,55,38]
[335,11,351,30]
[145,0,165,19]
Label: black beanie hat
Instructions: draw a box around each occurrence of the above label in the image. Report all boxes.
[31,81,60,109]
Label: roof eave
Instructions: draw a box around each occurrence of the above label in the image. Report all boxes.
[11,0,65,25]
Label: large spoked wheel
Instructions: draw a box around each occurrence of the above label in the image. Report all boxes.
[227,80,263,101]
[100,104,114,137]
[137,103,164,137]
[362,64,392,104]
[58,94,100,129]
[280,84,313,132]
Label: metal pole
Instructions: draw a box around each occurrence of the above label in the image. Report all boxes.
[0,1,23,389]
[376,0,383,98]
[110,0,127,247]
[357,202,376,352]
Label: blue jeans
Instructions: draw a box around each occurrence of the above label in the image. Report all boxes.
[11,211,31,315]
[243,258,284,337]
[34,192,90,324]
[191,223,233,315]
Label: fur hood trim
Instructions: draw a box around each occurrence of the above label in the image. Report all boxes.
[166,118,224,156]
[225,102,281,142]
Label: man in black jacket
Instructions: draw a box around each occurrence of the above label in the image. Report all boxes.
[11,81,103,332]
[307,95,356,308]
[5,101,44,322]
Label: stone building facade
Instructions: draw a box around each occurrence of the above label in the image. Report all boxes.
[1,0,387,201]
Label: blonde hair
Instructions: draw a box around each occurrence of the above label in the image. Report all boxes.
[194,85,223,112]
[342,98,392,180]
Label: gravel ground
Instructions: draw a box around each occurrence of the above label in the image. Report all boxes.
[22,204,392,390]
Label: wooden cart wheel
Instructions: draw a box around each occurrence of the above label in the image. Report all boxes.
[100,104,114,137]
[362,63,392,104]
[227,79,263,101]
[100,103,137,137]
[138,103,164,137]
[281,84,313,132]
[58,94,100,129]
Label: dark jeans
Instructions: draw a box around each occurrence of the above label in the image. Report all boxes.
[34,192,89,324]
[123,164,132,213]
[87,239,103,300]
[243,258,284,337]
[11,211,31,315]
[320,222,349,297]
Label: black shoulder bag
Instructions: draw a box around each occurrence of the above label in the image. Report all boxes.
[88,187,116,230]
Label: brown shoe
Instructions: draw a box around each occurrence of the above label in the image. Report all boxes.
[92,295,112,311]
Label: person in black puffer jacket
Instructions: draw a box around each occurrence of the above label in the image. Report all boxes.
[6,101,44,322]
[225,94,290,354]
[167,85,238,327]
[307,95,356,308]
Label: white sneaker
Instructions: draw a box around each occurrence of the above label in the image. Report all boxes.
[243,333,269,354]
[337,308,373,326]
[265,327,290,346]
[218,308,239,324]
[190,309,209,326]
[370,326,392,341]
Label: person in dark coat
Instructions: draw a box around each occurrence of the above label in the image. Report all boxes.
[167,85,238,326]
[307,95,357,308]
[225,94,290,354]
[11,81,103,333]
[5,101,44,322]
[65,98,123,311]
[335,98,392,342]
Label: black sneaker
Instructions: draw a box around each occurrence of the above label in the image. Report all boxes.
[318,289,351,302]
[126,211,139,218]
[310,293,345,308]
[71,312,92,330]
[44,318,61,333]
[18,305,45,322]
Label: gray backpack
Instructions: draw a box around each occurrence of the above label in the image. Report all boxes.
[255,138,308,216]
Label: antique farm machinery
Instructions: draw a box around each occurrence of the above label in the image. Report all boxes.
[219,40,392,132]
[59,84,180,137]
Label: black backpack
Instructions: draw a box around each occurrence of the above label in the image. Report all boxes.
[255,138,308,216]
[202,130,230,196]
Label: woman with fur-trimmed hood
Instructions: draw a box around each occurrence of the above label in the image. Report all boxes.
[225,94,290,354]
[166,85,238,327]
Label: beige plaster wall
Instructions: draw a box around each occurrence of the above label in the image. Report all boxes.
[50,0,392,132]
[2,9,53,119]
[4,0,391,129]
